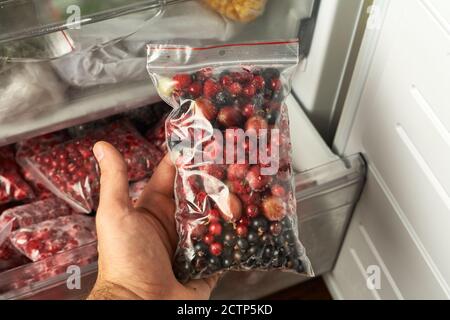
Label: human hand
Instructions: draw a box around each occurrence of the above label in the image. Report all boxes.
[87,141,219,300]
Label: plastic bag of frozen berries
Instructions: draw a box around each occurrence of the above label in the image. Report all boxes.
[147,40,313,282]
[0,147,35,205]
[9,214,96,262]
[20,121,163,213]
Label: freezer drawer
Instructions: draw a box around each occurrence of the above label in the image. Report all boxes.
[0,154,365,300]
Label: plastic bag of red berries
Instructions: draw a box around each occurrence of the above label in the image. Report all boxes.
[20,121,163,213]
[0,147,35,205]
[147,40,313,282]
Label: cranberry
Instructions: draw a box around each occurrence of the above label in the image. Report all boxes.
[220,75,233,86]
[209,242,223,256]
[269,222,283,236]
[203,79,220,99]
[207,208,221,222]
[246,204,259,218]
[200,164,226,180]
[271,184,286,197]
[238,216,250,226]
[242,103,256,118]
[208,222,223,236]
[173,74,192,90]
[217,106,244,128]
[227,164,249,181]
[251,75,265,90]
[242,84,256,97]
[227,180,250,195]
[187,81,203,98]
[203,233,215,245]
[270,78,282,91]
[238,192,261,205]
[245,115,269,137]
[236,224,248,237]
[261,196,287,221]
[227,82,243,96]
[245,166,272,192]
[195,98,217,121]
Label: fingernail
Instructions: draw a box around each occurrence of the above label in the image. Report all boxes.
[93,144,105,162]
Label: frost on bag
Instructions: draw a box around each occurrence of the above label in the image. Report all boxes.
[0,147,34,205]
[0,240,29,272]
[0,198,73,232]
[22,121,163,213]
[147,41,313,282]
[9,215,96,262]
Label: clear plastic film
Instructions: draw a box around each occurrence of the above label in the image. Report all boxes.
[147,40,313,282]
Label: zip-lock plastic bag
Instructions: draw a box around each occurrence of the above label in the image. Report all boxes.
[147,40,313,281]
[9,215,96,262]
[0,149,35,205]
[0,198,73,232]
[21,121,163,213]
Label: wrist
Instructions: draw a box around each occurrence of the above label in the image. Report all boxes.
[87,280,143,300]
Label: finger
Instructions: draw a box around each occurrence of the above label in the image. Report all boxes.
[141,154,176,199]
[93,141,130,212]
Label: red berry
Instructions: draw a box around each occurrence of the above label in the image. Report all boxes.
[201,164,226,180]
[245,166,272,191]
[203,139,223,162]
[245,115,269,137]
[270,78,282,91]
[261,196,287,221]
[271,184,286,197]
[227,180,250,195]
[236,224,248,237]
[246,204,259,218]
[203,233,215,245]
[210,242,223,256]
[251,75,265,90]
[227,82,242,96]
[242,103,256,118]
[242,84,256,97]
[207,208,221,222]
[227,164,249,181]
[195,98,217,121]
[209,222,223,236]
[220,75,233,86]
[187,81,202,98]
[217,106,244,128]
[203,79,220,99]
[238,216,250,226]
[238,192,261,205]
[173,74,192,90]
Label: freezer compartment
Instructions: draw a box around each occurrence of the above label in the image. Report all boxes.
[0,154,365,300]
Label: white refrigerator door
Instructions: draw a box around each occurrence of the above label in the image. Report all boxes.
[329,0,450,299]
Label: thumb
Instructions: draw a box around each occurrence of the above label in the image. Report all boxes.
[93,141,130,212]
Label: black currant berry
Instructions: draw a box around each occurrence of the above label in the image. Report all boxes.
[193,256,207,272]
[237,238,249,251]
[252,93,265,109]
[222,256,233,268]
[247,230,259,244]
[208,256,222,271]
[270,222,283,236]
[194,242,209,257]
[262,68,280,82]
[266,110,279,125]
[223,231,237,247]
[251,216,269,233]
[214,91,233,106]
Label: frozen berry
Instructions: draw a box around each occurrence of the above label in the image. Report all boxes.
[217,106,244,128]
[247,230,259,244]
[223,231,237,247]
[270,78,282,91]
[203,79,220,99]
[262,68,280,82]
[187,81,203,98]
[266,110,279,125]
[195,98,217,121]
[245,166,272,192]
[242,103,256,118]
[227,180,250,195]
[220,75,233,87]
[236,224,248,237]
[250,216,268,233]
[201,164,226,180]
[214,91,233,106]
[238,216,250,226]
[238,192,261,205]
[251,75,265,90]
[246,204,259,218]
[203,233,215,245]
[227,82,243,96]
[209,222,223,236]
[270,222,283,236]
[252,93,265,109]
[191,223,207,240]
[173,74,192,90]
[208,256,222,271]
[245,115,269,137]
[210,242,223,256]
[271,184,286,197]
[242,84,256,97]
[237,238,249,251]
[222,256,233,268]
[262,196,287,221]
[227,164,249,181]
[194,242,209,257]
[207,208,221,222]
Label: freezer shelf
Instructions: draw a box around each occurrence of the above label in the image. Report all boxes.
[0,0,180,44]
[0,154,365,300]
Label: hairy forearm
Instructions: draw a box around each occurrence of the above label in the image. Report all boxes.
[87,281,143,300]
